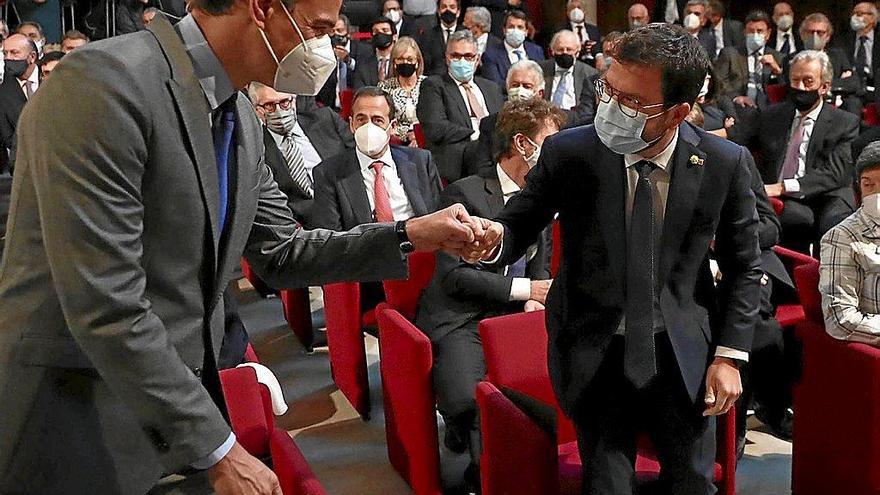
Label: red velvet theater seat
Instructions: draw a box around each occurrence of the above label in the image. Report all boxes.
[772,245,815,329]
[376,304,442,495]
[240,258,278,298]
[382,251,436,320]
[792,261,880,495]
[280,288,316,352]
[478,311,736,495]
[219,367,326,495]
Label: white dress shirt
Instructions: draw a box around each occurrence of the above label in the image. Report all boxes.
[570,21,590,43]
[713,20,725,55]
[775,28,796,55]
[746,46,766,95]
[18,68,39,99]
[497,164,536,301]
[505,40,529,65]
[623,130,749,362]
[269,120,323,180]
[453,77,488,138]
[552,65,577,110]
[441,23,458,44]
[664,0,680,24]
[356,146,416,221]
[855,29,875,71]
[782,100,823,195]
[476,32,489,55]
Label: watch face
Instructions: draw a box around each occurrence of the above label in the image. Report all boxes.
[400,241,415,254]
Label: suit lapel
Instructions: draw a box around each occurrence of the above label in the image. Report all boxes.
[341,155,374,225]
[771,103,796,179]
[484,176,504,215]
[392,148,427,216]
[596,139,626,284]
[444,74,471,125]
[659,124,705,285]
[806,104,831,171]
[475,77,499,114]
[573,63,585,102]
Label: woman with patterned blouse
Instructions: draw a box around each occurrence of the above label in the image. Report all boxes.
[821,141,880,346]
[378,36,427,147]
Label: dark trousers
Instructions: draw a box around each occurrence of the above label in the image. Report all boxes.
[572,335,717,495]
[779,195,853,254]
[432,323,486,463]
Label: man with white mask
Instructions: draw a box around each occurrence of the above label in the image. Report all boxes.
[714,9,783,110]
[770,2,801,56]
[0,0,496,493]
[682,0,716,58]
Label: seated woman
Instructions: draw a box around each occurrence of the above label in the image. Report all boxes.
[820,142,880,346]
[378,36,426,147]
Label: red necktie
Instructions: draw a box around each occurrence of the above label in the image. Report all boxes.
[371,161,394,222]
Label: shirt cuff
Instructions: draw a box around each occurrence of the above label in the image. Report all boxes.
[715,346,749,363]
[509,277,531,301]
[470,130,480,141]
[191,432,236,470]
[783,178,801,195]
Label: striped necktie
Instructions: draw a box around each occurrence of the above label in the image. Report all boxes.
[278,131,313,198]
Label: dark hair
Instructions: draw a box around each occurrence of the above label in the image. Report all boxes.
[39,51,64,66]
[63,29,90,42]
[352,86,397,120]
[706,0,725,17]
[857,141,880,183]
[744,10,772,31]
[371,16,397,36]
[503,9,528,27]
[610,23,710,108]
[190,0,292,15]
[493,98,565,162]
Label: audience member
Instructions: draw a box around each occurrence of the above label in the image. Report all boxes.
[352,17,398,89]
[714,10,783,110]
[38,51,64,79]
[61,30,90,53]
[462,6,495,56]
[316,14,370,110]
[419,0,465,76]
[770,2,801,57]
[0,35,39,173]
[653,0,687,24]
[143,7,160,28]
[821,142,880,347]
[249,83,354,223]
[600,31,623,69]
[627,3,650,31]
[382,0,409,38]
[468,0,509,38]
[705,0,745,57]
[682,0,717,58]
[834,2,880,113]
[115,0,150,35]
[0,20,8,40]
[415,97,563,492]
[539,29,598,127]
[378,37,427,146]
[480,9,544,86]
[746,50,859,253]
[15,22,45,55]
[417,30,503,182]
[402,0,439,37]
[549,0,602,68]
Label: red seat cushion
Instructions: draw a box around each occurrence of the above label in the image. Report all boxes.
[776,303,805,328]
[362,309,377,327]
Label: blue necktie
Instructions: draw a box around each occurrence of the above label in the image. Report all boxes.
[552,72,569,107]
[212,98,236,235]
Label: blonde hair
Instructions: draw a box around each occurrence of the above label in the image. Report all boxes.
[390,36,424,78]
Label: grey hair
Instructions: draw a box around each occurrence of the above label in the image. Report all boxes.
[799,12,833,38]
[466,7,491,33]
[247,81,265,104]
[790,49,833,85]
[447,29,476,51]
[685,0,707,8]
[857,141,880,180]
[506,60,545,91]
[550,29,579,49]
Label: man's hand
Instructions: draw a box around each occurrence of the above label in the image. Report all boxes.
[760,54,782,75]
[841,70,853,79]
[529,279,552,305]
[333,46,350,62]
[764,182,784,197]
[406,204,480,256]
[723,116,735,129]
[733,96,756,108]
[703,357,742,417]
[208,441,282,495]
[460,217,504,263]
[524,299,545,312]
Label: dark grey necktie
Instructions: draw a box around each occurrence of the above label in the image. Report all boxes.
[625,160,659,388]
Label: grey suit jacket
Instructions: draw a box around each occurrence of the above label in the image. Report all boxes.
[713,46,783,106]
[0,15,406,495]
[538,59,598,128]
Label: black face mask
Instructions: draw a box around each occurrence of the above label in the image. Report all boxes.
[788,87,821,112]
[396,63,417,77]
[439,10,458,26]
[330,34,349,47]
[372,33,394,50]
[554,53,575,69]
[4,59,28,79]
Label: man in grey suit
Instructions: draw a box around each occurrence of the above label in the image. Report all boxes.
[539,29,599,128]
[0,0,487,493]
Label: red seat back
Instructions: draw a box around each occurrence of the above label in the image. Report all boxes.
[382,252,436,320]
[323,282,371,417]
[280,288,315,350]
[793,261,822,324]
[769,197,784,216]
[413,123,427,148]
[240,258,278,297]
[220,367,274,458]
[351,32,372,41]
[864,102,880,126]
[339,89,354,121]
[766,83,788,104]
[550,220,562,278]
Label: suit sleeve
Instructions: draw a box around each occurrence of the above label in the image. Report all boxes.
[795,113,859,200]
[479,52,505,85]
[424,152,443,212]
[303,162,343,231]
[332,110,356,149]
[416,77,475,145]
[23,51,230,469]
[713,49,738,99]
[570,72,597,126]
[746,151,781,249]
[713,146,764,352]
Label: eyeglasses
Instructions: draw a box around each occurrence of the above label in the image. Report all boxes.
[594,78,666,118]
[257,97,294,113]
[449,53,478,62]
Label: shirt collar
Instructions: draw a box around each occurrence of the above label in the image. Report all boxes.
[496,164,521,198]
[799,99,823,121]
[177,14,236,111]
[570,21,585,30]
[623,128,679,171]
[866,30,876,42]
[505,41,523,53]
[357,145,395,172]
[778,28,792,36]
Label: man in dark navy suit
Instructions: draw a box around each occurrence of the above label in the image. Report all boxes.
[479,9,544,86]
[478,24,762,494]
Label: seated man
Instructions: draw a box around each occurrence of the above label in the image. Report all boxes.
[248,82,354,224]
[714,10,783,110]
[833,2,880,114]
[821,142,880,346]
[745,50,859,253]
[420,0,466,76]
[417,30,504,182]
[316,14,371,111]
[352,17,398,90]
[415,97,564,491]
[480,9,545,86]
[539,29,599,128]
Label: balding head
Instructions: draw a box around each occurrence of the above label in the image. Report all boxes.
[550,30,580,54]
[628,3,649,29]
[2,34,38,81]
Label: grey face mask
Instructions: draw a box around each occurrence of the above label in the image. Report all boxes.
[594,97,670,155]
[266,107,297,136]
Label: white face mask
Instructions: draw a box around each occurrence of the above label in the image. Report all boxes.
[354,121,392,157]
[386,9,402,24]
[776,14,793,31]
[507,86,535,101]
[568,7,585,24]
[258,4,336,96]
[863,193,880,218]
[594,97,670,155]
[515,134,541,168]
[852,15,868,32]
[683,13,701,31]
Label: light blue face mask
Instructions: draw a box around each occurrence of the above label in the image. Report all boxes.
[745,32,766,53]
[449,59,476,82]
[505,28,526,48]
[594,97,670,155]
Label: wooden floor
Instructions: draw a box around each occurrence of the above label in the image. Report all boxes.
[237,285,793,495]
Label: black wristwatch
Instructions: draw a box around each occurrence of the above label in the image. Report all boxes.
[395,220,415,254]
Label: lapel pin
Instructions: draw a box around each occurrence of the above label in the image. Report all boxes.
[689,155,704,167]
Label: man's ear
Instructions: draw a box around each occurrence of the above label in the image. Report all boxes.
[671,102,692,127]
[249,0,274,30]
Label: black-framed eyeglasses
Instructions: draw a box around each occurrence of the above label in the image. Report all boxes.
[257,97,294,113]
[594,78,666,118]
